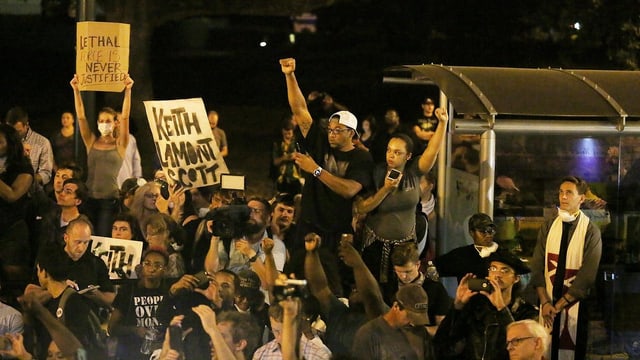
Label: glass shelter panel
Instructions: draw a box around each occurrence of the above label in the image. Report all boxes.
[493,133,640,355]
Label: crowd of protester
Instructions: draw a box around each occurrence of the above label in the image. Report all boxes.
[0,58,603,360]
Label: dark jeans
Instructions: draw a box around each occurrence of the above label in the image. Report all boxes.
[86,197,119,237]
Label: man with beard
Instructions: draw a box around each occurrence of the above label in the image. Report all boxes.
[270,192,298,252]
[215,197,287,274]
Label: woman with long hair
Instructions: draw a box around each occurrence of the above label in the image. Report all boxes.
[70,74,133,236]
[129,181,161,239]
[0,123,34,285]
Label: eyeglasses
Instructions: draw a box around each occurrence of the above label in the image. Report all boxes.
[145,193,159,199]
[476,227,496,235]
[327,127,350,135]
[488,265,514,275]
[506,336,536,348]
[249,207,264,214]
[142,261,165,270]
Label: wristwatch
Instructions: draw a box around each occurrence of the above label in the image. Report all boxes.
[248,253,259,263]
[313,166,323,178]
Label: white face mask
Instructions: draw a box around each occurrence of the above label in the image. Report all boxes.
[98,123,113,136]
[557,208,578,222]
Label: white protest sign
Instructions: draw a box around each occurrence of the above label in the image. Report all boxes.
[91,236,143,280]
[144,98,229,188]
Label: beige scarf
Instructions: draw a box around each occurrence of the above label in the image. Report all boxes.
[542,210,588,359]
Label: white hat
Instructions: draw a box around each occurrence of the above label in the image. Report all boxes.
[330,111,359,138]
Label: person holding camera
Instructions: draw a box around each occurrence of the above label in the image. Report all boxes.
[212,198,287,276]
[355,109,447,290]
[433,250,537,360]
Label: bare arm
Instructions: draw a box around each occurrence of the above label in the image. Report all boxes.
[280,58,313,137]
[294,152,363,198]
[338,241,386,319]
[0,174,32,203]
[417,108,448,174]
[303,233,334,314]
[219,145,228,158]
[21,293,84,357]
[192,305,236,360]
[116,75,133,158]
[83,289,116,308]
[354,173,400,214]
[315,167,363,199]
[262,238,280,300]
[70,74,96,150]
[280,298,301,360]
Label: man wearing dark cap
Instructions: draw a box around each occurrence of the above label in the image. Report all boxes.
[351,284,434,359]
[434,213,500,282]
[434,250,537,360]
[280,58,373,253]
[412,97,439,156]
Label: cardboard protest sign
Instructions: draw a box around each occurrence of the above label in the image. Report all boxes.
[144,98,229,188]
[91,236,143,280]
[76,21,130,92]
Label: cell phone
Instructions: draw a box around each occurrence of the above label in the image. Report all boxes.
[193,271,210,290]
[295,142,305,154]
[169,325,184,353]
[467,278,493,293]
[77,285,100,295]
[387,169,402,180]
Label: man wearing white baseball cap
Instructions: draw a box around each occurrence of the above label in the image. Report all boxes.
[279,58,373,254]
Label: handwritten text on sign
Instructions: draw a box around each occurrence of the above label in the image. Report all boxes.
[144,98,228,188]
[76,21,130,92]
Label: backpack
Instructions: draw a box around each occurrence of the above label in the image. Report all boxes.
[57,287,108,359]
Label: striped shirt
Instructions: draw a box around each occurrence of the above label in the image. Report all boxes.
[24,127,53,185]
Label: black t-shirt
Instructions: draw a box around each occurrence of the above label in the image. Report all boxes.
[323,296,368,357]
[112,282,171,360]
[67,250,115,293]
[33,290,93,359]
[384,276,451,326]
[434,244,489,282]
[296,122,373,233]
[0,158,33,227]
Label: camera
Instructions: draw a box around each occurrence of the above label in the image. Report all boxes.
[205,204,251,239]
[273,279,308,301]
[193,271,210,290]
[467,278,493,293]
